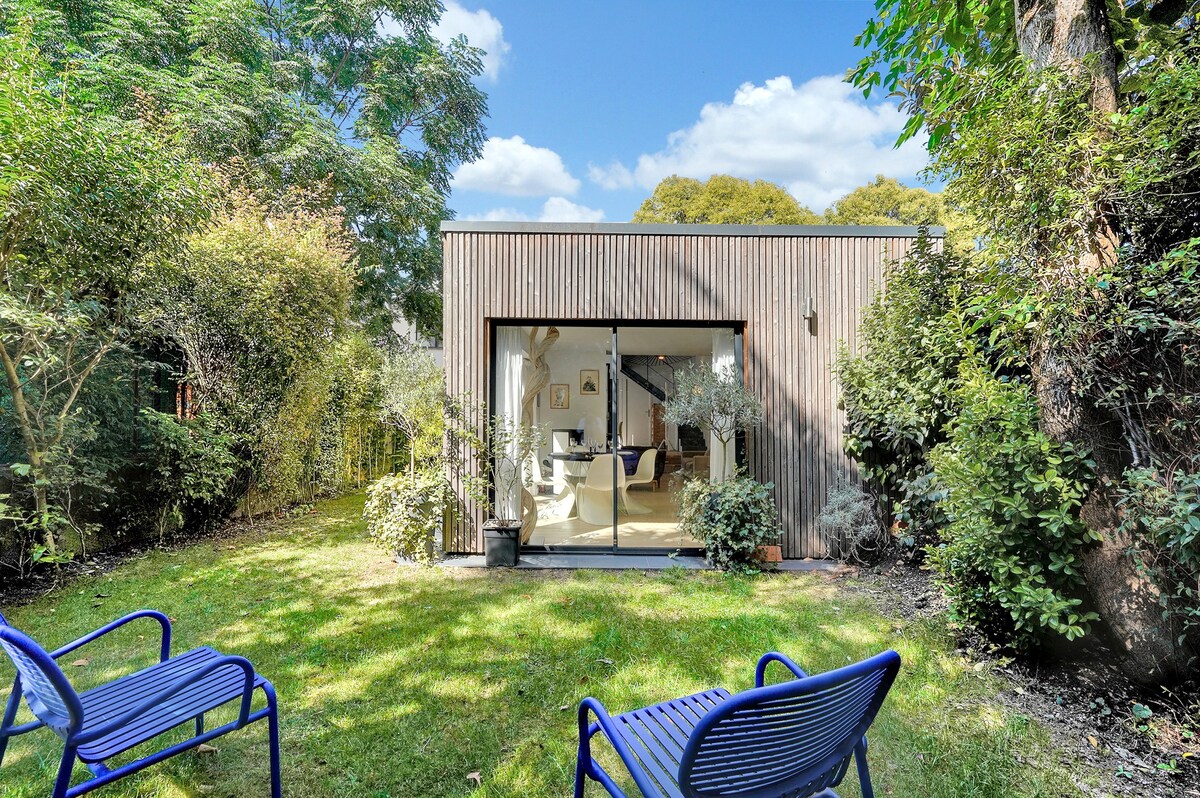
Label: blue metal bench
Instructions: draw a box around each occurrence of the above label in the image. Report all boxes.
[575,649,900,798]
[0,609,281,798]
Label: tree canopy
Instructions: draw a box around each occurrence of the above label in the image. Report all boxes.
[632,175,822,225]
[631,174,971,248]
[2,0,489,335]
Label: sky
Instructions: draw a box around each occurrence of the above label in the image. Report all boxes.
[433,0,932,224]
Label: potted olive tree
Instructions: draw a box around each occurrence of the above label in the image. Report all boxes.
[478,415,543,567]
[666,364,782,567]
[665,364,763,482]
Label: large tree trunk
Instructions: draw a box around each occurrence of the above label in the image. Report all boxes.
[1015,0,1192,681]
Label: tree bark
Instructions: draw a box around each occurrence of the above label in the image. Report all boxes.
[0,339,54,553]
[1015,0,1192,681]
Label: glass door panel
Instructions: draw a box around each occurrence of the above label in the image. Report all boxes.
[614,326,722,551]
[497,324,616,549]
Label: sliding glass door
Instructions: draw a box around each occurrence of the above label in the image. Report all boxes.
[493,322,740,552]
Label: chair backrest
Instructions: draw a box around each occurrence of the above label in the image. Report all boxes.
[633,449,656,481]
[0,615,84,739]
[584,455,624,489]
[678,650,900,798]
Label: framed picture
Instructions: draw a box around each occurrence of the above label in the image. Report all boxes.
[580,368,600,395]
[549,384,570,409]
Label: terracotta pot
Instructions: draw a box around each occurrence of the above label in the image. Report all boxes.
[755,544,783,564]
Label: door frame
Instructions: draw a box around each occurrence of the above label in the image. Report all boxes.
[487,319,744,554]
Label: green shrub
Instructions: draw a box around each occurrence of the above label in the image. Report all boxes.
[139,410,240,542]
[677,474,780,573]
[836,234,974,549]
[818,481,887,564]
[928,364,1098,650]
[363,469,448,566]
[1118,462,1200,647]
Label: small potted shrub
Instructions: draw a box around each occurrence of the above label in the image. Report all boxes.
[479,415,543,567]
[677,471,781,573]
[364,468,448,565]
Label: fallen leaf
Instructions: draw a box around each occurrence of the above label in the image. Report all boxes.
[595,658,614,666]
[559,705,570,711]
[71,659,89,667]
[1088,736,1099,748]
[94,593,111,599]
[196,744,219,755]
[466,771,482,787]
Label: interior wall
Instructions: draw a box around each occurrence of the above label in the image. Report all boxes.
[538,344,608,452]
[620,377,652,446]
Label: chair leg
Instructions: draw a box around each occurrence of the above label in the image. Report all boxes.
[52,747,76,798]
[0,677,21,767]
[573,751,587,798]
[854,738,874,798]
[265,685,282,798]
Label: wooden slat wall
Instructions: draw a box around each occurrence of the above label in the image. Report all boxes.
[442,228,926,558]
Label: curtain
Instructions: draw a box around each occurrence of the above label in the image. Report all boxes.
[710,328,737,481]
[494,326,525,519]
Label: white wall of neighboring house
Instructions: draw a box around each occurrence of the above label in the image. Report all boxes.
[393,317,444,367]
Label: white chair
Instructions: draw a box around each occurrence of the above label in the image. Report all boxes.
[620,450,657,515]
[626,450,657,490]
[577,455,625,525]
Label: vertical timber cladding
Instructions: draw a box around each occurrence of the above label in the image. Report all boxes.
[441,222,941,558]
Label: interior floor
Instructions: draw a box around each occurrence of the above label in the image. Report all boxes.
[528,487,703,549]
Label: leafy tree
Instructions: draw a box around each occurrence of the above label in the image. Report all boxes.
[0,30,209,555]
[633,175,821,224]
[824,175,975,253]
[156,187,357,503]
[853,0,1200,678]
[4,0,489,335]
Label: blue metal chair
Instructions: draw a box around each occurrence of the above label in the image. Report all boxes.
[575,649,900,798]
[0,609,281,798]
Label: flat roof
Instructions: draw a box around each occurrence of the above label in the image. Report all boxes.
[440,221,945,238]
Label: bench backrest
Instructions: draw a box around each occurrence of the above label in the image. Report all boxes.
[678,649,900,798]
[0,613,84,738]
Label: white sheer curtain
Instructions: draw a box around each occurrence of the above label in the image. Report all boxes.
[710,328,737,481]
[494,327,525,519]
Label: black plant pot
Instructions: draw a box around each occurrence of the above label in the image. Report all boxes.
[483,521,521,567]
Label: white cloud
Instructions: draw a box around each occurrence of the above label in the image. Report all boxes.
[622,75,929,211]
[538,197,605,222]
[461,207,531,222]
[452,135,580,196]
[461,197,605,223]
[587,161,636,190]
[432,1,511,82]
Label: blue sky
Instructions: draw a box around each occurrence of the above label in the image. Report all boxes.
[434,0,932,223]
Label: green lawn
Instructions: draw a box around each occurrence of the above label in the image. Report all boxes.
[1,494,1099,798]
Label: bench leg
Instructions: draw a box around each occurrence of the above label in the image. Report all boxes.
[195,714,205,736]
[265,683,282,798]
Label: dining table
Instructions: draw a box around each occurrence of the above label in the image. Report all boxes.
[548,450,639,520]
